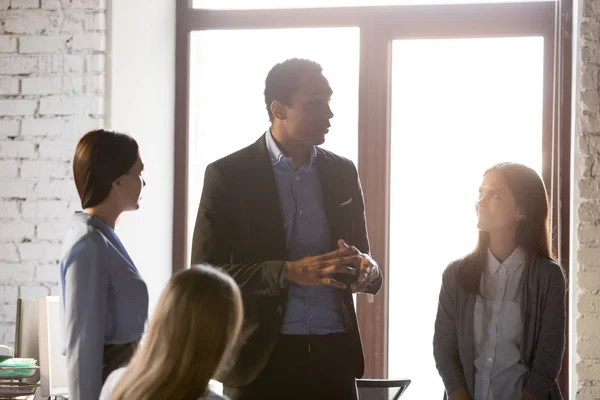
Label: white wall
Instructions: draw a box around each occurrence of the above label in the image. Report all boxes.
[107,0,175,314]
[0,0,106,347]
[574,0,600,394]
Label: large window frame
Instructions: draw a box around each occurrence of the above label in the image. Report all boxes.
[173,0,572,395]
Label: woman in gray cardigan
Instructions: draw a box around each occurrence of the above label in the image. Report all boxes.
[433,163,566,400]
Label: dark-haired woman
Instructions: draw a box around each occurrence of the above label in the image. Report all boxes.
[59,129,149,400]
[433,162,566,400]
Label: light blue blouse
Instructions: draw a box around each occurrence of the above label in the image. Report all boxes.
[59,212,148,400]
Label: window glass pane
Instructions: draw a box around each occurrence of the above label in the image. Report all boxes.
[388,37,544,399]
[193,0,552,9]
[187,28,359,266]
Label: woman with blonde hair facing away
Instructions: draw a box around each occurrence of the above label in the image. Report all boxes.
[100,265,243,400]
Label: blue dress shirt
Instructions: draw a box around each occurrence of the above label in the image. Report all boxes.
[265,130,346,335]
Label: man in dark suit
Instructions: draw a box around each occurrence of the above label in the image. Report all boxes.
[191,58,383,400]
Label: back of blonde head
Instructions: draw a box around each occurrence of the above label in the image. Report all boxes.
[109,265,243,400]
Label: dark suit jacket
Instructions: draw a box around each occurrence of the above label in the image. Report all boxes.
[191,134,383,387]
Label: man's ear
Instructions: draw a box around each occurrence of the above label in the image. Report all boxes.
[270,101,287,121]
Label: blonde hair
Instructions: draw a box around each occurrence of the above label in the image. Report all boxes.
[109,265,243,400]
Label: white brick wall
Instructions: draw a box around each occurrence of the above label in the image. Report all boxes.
[578,0,600,397]
[19,36,68,54]
[0,79,20,95]
[0,37,17,53]
[0,0,105,347]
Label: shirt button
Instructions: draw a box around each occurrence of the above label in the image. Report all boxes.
[296,177,300,181]
[276,306,284,314]
[487,358,493,362]
[299,210,303,215]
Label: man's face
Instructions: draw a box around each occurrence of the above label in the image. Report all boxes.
[283,74,334,146]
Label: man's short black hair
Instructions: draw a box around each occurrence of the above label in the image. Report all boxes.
[264,58,325,122]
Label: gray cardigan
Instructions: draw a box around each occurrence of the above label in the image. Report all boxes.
[433,253,566,400]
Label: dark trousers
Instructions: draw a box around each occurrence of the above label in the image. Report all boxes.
[102,341,139,383]
[225,334,358,400]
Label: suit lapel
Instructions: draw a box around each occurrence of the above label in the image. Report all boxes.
[247,135,288,259]
[315,148,342,251]
[316,150,358,324]
[245,140,344,257]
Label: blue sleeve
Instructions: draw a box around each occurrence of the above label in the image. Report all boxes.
[63,234,109,400]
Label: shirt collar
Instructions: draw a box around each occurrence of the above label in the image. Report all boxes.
[486,246,525,276]
[265,129,317,170]
[75,211,114,234]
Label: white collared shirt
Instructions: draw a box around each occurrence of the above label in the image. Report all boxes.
[473,247,529,400]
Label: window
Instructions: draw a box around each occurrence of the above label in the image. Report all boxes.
[186,28,359,266]
[193,0,553,9]
[388,37,543,399]
[175,1,571,396]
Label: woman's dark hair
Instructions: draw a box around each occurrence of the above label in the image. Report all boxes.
[73,129,139,209]
[458,162,553,294]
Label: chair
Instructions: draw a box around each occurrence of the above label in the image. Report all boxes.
[14,297,40,386]
[37,296,68,398]
[357,379,411,400]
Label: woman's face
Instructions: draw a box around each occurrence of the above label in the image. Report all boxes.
[476,170,522,233]
[114,150,146,212]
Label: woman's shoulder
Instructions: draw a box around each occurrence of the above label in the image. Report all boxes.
[60,228,108,264]
[99,367,127,400]
[441,258,464,282]
[99,370,232,400]
[200,391,231,400]
[532,255,565,281]
[60,226,109,267]
[61,217,108,253]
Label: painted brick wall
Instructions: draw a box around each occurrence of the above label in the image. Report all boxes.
[0,0,105,348]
